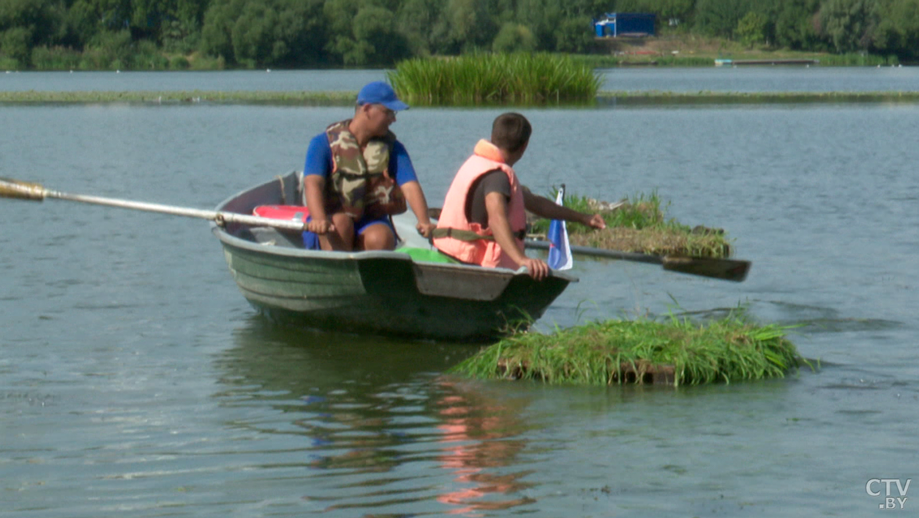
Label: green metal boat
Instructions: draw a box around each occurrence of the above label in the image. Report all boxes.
[210,172,576,342]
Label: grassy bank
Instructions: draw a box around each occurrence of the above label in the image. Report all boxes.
[529,191,733,258]
[0,90,357,105]
[450,311,806,386]
[582,34,901,68]
[387,53,602,105]
[3,89,919,106]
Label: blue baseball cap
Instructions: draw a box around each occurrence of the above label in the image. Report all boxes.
[357,81,409,111]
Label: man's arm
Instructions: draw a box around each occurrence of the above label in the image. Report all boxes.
[522,186,606,229]
[400,180,435,238]
[303,175,333,234]
[391,143,435,238]
[485,191,550,280]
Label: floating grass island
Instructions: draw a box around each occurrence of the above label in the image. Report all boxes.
[529,191,732,258]
[450,312,807,386]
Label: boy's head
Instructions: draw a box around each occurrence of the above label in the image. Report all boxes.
[491,113,532,154]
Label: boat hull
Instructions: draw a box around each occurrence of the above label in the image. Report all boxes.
[212,173,575,342]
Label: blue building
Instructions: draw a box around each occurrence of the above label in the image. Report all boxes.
[594,13,656,38]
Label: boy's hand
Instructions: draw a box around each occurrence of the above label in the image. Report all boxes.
[416,222,436,238]
[520,258,550,281]
[583,214,606,230]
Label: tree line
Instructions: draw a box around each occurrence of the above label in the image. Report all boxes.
[1,0,917,70]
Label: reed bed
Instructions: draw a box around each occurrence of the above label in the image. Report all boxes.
[387,53,602,105]
[450,311,805,386]
[529,191,732,257]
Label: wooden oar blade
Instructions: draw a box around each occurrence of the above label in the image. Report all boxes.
[0,177,46,201]
[661,256,751,282]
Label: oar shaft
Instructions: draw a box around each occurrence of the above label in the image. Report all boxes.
[48,189,306,231]
[524,239,750,282]
[525,240,663,265]
[0,177,306,232]
[49,189,220,220]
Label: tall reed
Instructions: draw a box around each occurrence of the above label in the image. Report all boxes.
[387,53,602,105]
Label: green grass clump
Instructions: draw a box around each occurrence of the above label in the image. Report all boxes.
[530,190,667,235]
[530,190,733,258]
[450,311,805,386]
[387,52,602,106]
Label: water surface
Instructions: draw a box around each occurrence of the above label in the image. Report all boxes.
[1,72,918,516]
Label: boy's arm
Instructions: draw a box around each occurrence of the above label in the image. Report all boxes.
[522,186,606,229]
[486,192,550,280]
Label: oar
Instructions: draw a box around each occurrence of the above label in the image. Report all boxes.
[524,240,751,282]
[0,177,306,232]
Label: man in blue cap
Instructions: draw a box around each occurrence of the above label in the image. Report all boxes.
[302,81,435,251]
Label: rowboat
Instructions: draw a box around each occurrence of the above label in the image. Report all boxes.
[1,174,748,341]
[210,172,576,342]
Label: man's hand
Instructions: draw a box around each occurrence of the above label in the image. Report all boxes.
[520,258,550,281]
[416,221,436,239]
[306,218,335,235]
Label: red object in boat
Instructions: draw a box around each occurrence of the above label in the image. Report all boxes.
[253,205,310,222]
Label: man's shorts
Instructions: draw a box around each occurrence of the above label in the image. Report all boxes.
[302,214,396,250]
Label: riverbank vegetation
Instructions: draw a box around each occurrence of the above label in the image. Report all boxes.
[1,0,917,71]
[450,309,806,386]
[4,89,919,106]
[529,191,734,258]
[387,53,601,105]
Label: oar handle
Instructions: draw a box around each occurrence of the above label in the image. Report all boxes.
[0,177,47,201]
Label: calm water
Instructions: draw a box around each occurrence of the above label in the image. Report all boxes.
[2,71,918,516]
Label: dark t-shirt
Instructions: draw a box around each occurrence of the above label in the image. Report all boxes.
[466,169,511,226]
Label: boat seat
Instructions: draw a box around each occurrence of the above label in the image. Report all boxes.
[249,226,304,248]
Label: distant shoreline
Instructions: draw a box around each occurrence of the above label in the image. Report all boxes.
[2,90,919,105]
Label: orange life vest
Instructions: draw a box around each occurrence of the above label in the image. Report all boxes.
[433,140,526,269]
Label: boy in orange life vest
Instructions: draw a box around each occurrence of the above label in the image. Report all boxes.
[302,81,436,251]
[433,112,606,280]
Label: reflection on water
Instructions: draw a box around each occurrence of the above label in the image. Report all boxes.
[215,318,538,514]
[434,382,535,514]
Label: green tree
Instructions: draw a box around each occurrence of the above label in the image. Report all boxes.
[128,0,206,49]
[202,0,327,67]
[774,0,821,49]
[492,21,536,52]
[396,0,446,55]
[734,10,767,47]
[616,0,696,24]
[200,0,242,61]
[324,1,408,65]
[819,0,880,52]
[694,0,755,38]
[441,0,499,52]
[869,0,919,58]
[1,26,32,65]
[230,2,277,66]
